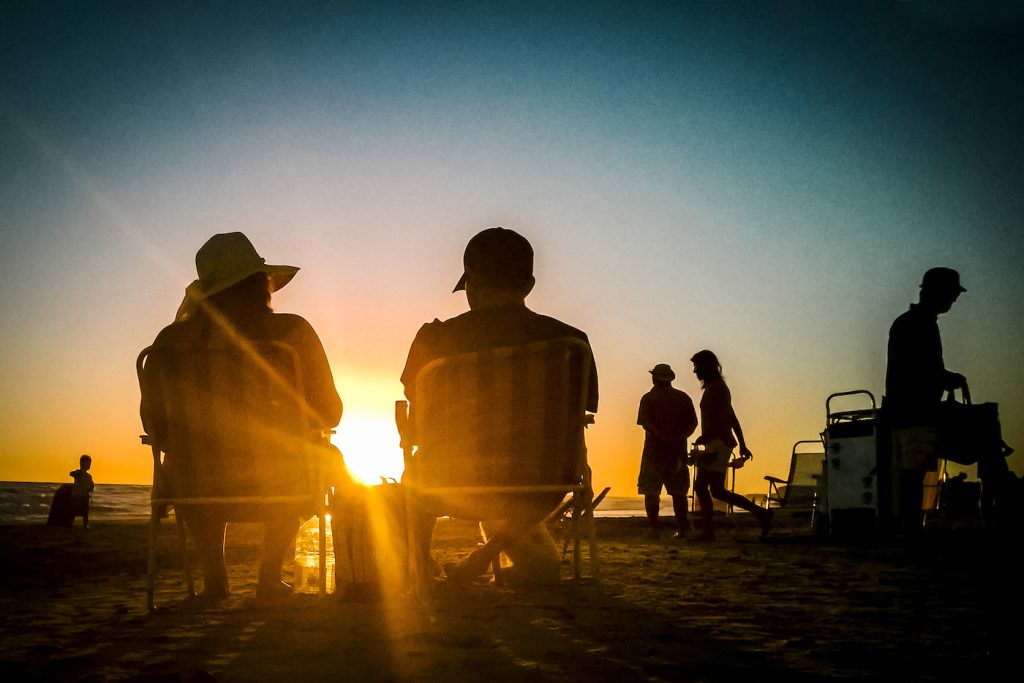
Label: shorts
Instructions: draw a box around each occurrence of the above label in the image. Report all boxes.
[638,451,690,496]
[892,427,939,472]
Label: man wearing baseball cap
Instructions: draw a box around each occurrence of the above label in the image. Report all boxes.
[637,363,697,539]
[400,227,599,585]
[884,267,967,534]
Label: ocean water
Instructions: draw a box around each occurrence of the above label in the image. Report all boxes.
[0,481,648,525]
[0,481,153,525]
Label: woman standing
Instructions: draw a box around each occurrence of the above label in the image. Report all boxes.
[690,350,773,541]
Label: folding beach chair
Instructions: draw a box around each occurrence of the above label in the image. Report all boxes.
[137,341,331,611]
[765,439,825,517]
[550,486,610,561]
[397,337,598,586]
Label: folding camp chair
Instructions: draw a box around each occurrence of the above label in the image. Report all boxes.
[550,486,610,561]
[764,439,825,524]
[397,337,598,586]
[137,341,330,611]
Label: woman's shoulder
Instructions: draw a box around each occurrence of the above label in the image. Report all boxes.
[703,377,731,398]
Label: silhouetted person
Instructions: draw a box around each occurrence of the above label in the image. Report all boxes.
[69,454,94,527]
[141,233,343,599]
[690,350,773,541]
[47,454,94,527]
[401,227,599,585]
[885,267,967,534]
[637,363,697,538]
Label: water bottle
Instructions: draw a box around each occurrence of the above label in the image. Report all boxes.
[293,515,335,591]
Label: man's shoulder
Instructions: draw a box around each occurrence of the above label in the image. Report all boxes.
[669,387,694,402]
[890,305,934,331]
[654,386,695,406]
[416,307,590,350]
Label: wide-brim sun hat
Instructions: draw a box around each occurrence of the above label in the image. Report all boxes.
[175,232,299,321]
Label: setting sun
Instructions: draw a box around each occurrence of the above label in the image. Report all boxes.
[331,373,407,486]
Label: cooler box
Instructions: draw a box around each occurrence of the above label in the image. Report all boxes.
[820,390,890,536]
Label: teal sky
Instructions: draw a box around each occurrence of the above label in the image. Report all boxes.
[2,1,1022,491]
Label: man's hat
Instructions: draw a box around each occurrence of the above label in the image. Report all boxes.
[920,267,966,293]
[453,227,534,293]
[175,232,299,321]
[649,363,675,381]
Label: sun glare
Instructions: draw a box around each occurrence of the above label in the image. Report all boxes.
[333,409,405,486]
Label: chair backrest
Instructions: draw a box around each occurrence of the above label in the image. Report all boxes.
[140,340,317,501]
[783,442,825,508]
[412,337,592,489]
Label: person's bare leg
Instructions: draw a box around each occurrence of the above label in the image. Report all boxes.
[259,516,300,596]
[501,524,560,585]
[644,494,661,536]
[449,504,556,584]
[671,494,689,536]
[188,518,229,598]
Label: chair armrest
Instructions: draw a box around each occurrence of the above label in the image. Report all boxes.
[764,475,786,484]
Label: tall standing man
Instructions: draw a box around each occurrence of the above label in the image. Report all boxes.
[885,267,967,534]
[637,364,697,538]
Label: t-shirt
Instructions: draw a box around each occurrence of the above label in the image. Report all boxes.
[142,310,342,435]
[885,303,946,427]
[70,470,93,499]
[401,304,598,413]
[637,386,696,459]
[698,378,738,452]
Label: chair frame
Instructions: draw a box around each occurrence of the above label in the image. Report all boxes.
[137,342,329,611]
[764,439,825,512]
[397,337,599,587]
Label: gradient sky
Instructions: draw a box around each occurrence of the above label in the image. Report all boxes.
[2,1,1022,497]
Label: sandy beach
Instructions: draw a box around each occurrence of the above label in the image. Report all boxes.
[0,512,1018,682]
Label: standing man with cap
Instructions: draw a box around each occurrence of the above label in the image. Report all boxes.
[885,267,967,535]
[637,363,697,538]
[400,226,599,585]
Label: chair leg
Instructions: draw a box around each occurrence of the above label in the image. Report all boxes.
[175,512,195,597]
[404,489,427,595]
[147,505,159,612]
[318,511,327,596]
[586,498,599,586]
[572,493,582,581]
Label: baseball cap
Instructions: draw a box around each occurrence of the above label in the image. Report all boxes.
[452,227,534,293]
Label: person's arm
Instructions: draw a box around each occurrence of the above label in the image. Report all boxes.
[292,318,342,429]
[637,394,656,436]
[399,322,440,448]
[729,406,752,459]
[943,370,967,393]
[683,396,698,441]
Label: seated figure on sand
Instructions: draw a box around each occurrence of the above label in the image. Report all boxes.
[47,454,94,528]
[140,232,345,599]
[400,227,599,585]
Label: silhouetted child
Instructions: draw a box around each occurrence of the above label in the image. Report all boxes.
[69,454,94,528]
